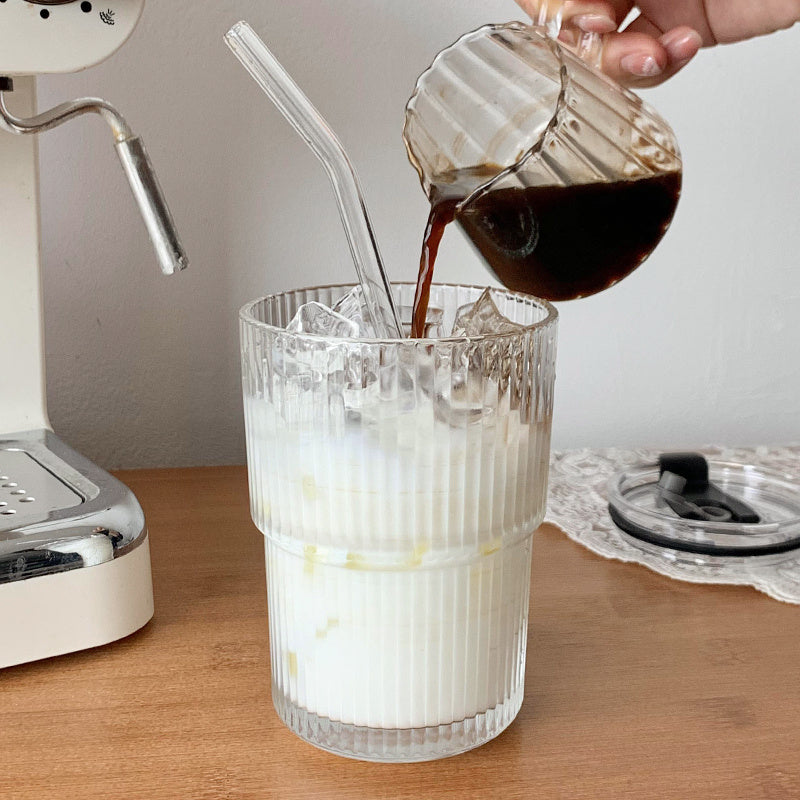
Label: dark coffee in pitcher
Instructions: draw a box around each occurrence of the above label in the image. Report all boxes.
[411,168,682,338]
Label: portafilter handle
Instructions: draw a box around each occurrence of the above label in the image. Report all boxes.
[0,76,187,276]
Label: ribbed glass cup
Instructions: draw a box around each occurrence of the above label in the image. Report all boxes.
[241,283,557,762]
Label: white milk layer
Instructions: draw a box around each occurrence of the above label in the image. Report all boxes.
[265,535,532,729]
[245,395,548,729]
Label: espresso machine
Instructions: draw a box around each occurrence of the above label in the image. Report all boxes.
[0,0,187,667]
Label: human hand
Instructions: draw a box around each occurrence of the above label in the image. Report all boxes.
[515,1,800,87]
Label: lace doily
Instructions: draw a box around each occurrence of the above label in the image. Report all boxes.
[545,445,800,604]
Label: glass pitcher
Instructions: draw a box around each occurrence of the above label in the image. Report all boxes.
[402,21,682,301]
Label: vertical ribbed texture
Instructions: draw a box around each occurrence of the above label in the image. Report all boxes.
[403,22,681,197]
[241,283,556,761]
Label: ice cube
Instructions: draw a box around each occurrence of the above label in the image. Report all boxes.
[286,301,360,338]
[434,289,527,426]
[271,303,357,427]
[332,286,375,337]
[269,334,331,427]
[432,342,486,426]
[451,288,526,337]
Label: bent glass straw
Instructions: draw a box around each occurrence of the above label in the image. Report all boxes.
[225,21,403,339]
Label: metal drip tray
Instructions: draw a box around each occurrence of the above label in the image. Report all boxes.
[0,449,83,529]
[0,429,146,583]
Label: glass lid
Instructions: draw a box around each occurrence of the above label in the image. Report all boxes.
[607,453,800,558]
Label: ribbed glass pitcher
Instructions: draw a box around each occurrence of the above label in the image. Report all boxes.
[403,22,682,301]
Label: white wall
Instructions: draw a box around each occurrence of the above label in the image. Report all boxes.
[37,0,800,469]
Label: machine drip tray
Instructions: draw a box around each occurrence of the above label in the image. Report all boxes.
[0,429,148,579]
[0,448,83,528]
[0,429,154,668]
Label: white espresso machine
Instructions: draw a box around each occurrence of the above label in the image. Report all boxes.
[0,0,186,668]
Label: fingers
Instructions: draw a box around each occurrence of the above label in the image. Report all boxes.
[600,26,702,88]
[562,1,619,33]
[513,1,703,88]
[515,1,621,33]
[564,5,703,87]
[659,26,704,70]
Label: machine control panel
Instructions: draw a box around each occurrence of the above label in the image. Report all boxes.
[0,0,144,75]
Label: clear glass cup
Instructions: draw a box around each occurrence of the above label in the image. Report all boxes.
[240,283,557,762]
[403,23,682,300]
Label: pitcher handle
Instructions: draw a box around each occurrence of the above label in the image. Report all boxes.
[530,0,605,70]
[575,30,604,69]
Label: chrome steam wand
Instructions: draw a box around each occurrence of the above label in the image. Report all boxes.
[0,76,187,277]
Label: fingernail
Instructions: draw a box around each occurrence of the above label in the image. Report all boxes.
[620,53,663,78]
[660,28,703,62]
[572,13,617,34]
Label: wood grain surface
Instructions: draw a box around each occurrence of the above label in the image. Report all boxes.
[3,466,799,800]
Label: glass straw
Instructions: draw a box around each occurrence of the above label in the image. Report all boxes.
[225,21,403,339]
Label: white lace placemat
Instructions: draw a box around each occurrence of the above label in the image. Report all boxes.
[545,445,800,604]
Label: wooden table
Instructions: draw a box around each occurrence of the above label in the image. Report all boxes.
[4,466,800,800]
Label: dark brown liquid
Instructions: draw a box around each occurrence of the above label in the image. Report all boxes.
[411,197,457,338]
[411,170,682,337]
